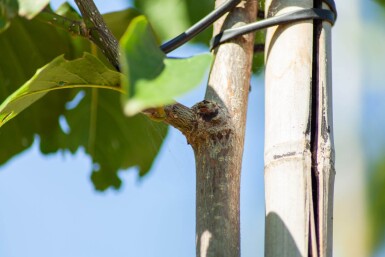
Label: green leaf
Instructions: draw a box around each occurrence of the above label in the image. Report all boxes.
[134,0,214,45]
[252,30,265,74]
[93,8,141,69]
[184,0,214,44]
[17,0,49,19]
[120,15,212,115]
[0,13,167,190]
[0,0,18,32]
[0,0,50,32]
[368,157,385,253]
[103,8,141,41]
[133,0,189,43]
[375,0,385,8]
[61,89,168,190]
[133,0,265,72]
[0,16,90,165]
[55,2,81,21]
[253,0,266,75]
[0,53,122,127]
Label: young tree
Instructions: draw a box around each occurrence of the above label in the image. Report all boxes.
[0,0,335,256]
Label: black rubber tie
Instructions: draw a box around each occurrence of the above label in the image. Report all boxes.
[160,0,241,53]
[210,8,336,50]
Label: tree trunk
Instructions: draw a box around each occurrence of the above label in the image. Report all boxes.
[193,1,256,256]
[72,1,256,255]
[136,0,256,255]
[264,0,335,256]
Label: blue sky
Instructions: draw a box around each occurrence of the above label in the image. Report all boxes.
[0,2,265,256]
[1,1,385,257]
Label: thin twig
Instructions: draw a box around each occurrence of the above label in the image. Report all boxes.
[37,2,119,69]
[142,103,196,134]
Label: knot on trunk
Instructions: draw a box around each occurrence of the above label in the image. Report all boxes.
[158,100,233,148]
[188,100,233,147]
[193,100,221,123]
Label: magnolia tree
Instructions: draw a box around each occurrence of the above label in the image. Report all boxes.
[0,0,335,256]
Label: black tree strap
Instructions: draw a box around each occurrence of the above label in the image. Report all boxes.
[160,0,241,53]
[322,0,337,19]
[160,0,337,54]
[210,7,336,50]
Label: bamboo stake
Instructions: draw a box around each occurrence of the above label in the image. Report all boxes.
[264,0,335,256]
[314,2,335,256]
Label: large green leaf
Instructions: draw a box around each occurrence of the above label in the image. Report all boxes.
[0,53,122,127]
[0,16,89,165]
[0,11,167,190]
[134,0,214,45]
[103,8,141,41]
[60,89,168,190]
[120,15,212,115]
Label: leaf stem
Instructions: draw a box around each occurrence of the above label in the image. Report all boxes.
[36,8,88,36]
[143,103,196,134]
[36,3,120,70]
[88,87,98,156]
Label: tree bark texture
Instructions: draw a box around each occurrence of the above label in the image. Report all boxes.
[75,0,120,69]
[132,1,256,256]
[69,1,256,256]
[194,1,257,257]
[264,0,335,256]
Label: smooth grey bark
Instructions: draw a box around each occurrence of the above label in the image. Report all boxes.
[194,1,256,256]
[160,1,256,256]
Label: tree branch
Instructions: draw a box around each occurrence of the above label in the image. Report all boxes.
[142,103,196,137]
[35,1,120,69]
[74,0,120,70]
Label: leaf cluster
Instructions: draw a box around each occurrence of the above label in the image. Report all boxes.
[0,2,170,190]
[0,0,265,190]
